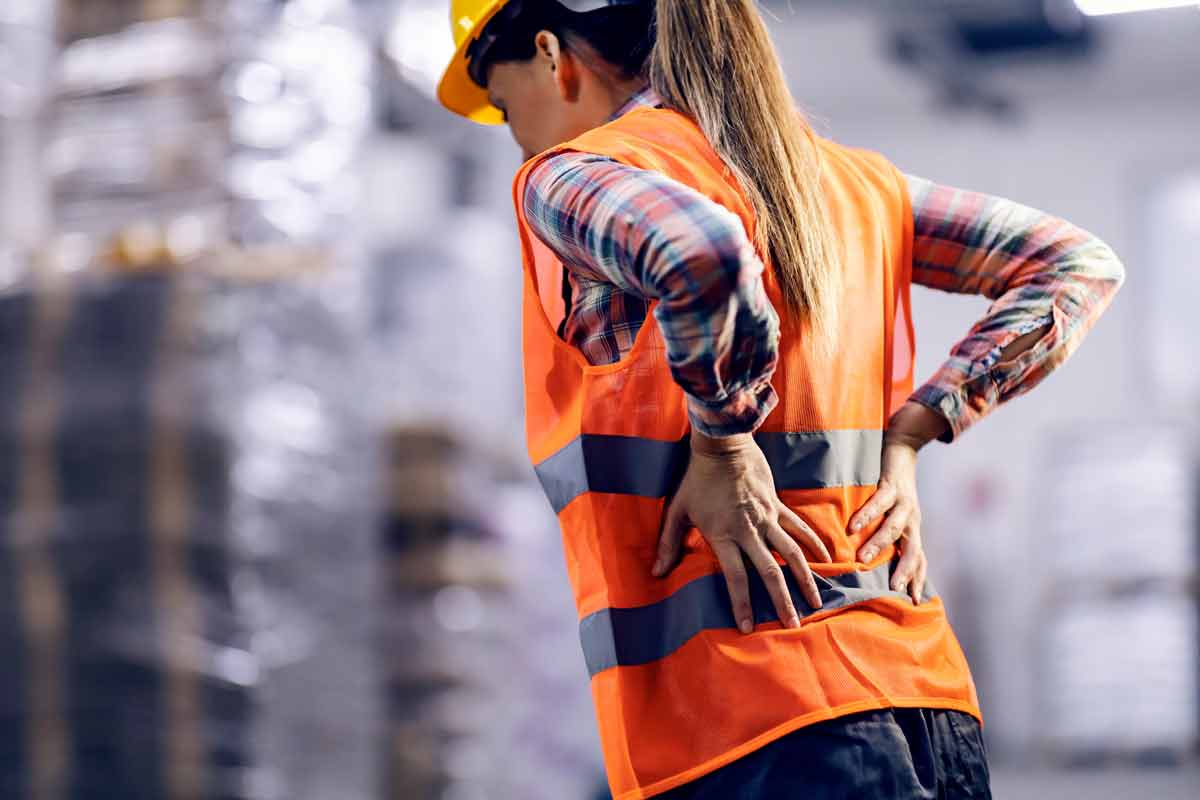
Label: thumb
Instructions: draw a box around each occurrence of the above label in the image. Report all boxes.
[654,496,689,578]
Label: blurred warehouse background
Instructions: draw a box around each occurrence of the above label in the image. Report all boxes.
[0,0,1197,799]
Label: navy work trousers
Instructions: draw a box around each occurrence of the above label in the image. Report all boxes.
[652,707,993,800]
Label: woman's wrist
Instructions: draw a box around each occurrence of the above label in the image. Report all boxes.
[689,429,756,457]
[884,401,950,452]
[689,400,949,457]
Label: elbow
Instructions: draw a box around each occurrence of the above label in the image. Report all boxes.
[1078,235,1127,298]
[1092,236,1127,288]
[1109,251,1127,292]
[711,230,767,300]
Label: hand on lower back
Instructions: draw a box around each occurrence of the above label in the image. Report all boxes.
[849,432,928,604]
[653,431,833,634]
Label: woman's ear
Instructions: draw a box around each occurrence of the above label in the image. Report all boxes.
[534,30,578,102]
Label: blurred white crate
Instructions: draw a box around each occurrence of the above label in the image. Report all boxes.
[1040,591,1198,755]
[1039,424,1197,587]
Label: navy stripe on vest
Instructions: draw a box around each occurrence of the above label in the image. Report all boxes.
[579,558,935,677]
[534,430,883,513]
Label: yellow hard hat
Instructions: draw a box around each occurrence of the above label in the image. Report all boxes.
[437,0,646,125]
[437,0,510,125]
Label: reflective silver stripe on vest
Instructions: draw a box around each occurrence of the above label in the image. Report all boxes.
[534,430,883,513]
[579,558,935,677]
[533,434,690,515]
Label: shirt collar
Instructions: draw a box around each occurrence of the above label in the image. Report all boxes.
[608,85,663,122]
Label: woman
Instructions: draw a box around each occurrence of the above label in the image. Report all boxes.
[437,2,1124,798]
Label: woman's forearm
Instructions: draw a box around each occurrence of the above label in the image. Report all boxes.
[885,402,951,452]
[904,174,1126,443]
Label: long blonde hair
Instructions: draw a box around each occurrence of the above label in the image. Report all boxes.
[651,0,841,350]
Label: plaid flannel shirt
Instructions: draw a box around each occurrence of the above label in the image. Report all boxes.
[522,87,1125,441]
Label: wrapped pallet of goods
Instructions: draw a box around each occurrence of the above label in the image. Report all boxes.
[380,424,607,800]
[381,424,518,800]
[0,247,377,799]
[0,1,378,798]
[1035,423,1199,765]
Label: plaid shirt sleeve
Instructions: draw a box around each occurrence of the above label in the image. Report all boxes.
[523,151,781,438]
[905,174,1126,444]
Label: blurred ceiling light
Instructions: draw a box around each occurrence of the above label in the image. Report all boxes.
[232,61,285,104]
[282,0,349,28]
[1074,0,1199,14]
[433,586,485,633]
[386,1,456,99]
[230,156,294,199]
[165,215,213,260]
[0,247,27,290]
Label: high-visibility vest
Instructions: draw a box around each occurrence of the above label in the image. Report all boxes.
[513,106,981,800]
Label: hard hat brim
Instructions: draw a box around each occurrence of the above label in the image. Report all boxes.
[437,3,508,126]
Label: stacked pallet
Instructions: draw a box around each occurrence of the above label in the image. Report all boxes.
[0,1,377,798]
[381,425,517,800]
[1036,424,1198,764]
[380,423,613,800]
[0,254,377,800]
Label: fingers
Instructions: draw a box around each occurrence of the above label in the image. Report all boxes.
[892,529,922,595]
[857,502,914,563]
[712,540,754,634]
[910,553,928,605]
[743,533,801,628]
[778,505,832,563]
[766,524,822,611]
[652,497,689,578]
[849,481,897,533]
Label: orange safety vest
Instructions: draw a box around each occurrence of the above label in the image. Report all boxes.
[512,106,981,800]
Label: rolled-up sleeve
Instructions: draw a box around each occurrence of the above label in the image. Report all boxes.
[523,152,780,437]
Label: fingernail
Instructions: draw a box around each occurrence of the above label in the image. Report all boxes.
[861,549,875,562]
[651,559,663,576]
[739,618,753,634]
[789,614,800,628]
[852,521,862,531]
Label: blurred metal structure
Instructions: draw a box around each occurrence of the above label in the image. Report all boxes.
[0,2,380,799]
[759,0,1098,117]
[0,259,379,800]
[50,2,229,258]
[0,2,55,254]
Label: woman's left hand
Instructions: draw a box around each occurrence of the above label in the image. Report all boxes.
[849,435,928,604]
[652,431,832,633]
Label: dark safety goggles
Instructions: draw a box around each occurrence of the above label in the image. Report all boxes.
[466,0,650,88]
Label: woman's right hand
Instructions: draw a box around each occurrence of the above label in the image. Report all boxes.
[848,401,948,604]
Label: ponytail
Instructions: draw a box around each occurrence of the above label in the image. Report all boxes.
[651,1,841,352]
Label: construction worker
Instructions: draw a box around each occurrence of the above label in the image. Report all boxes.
[437,1,1125,798]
